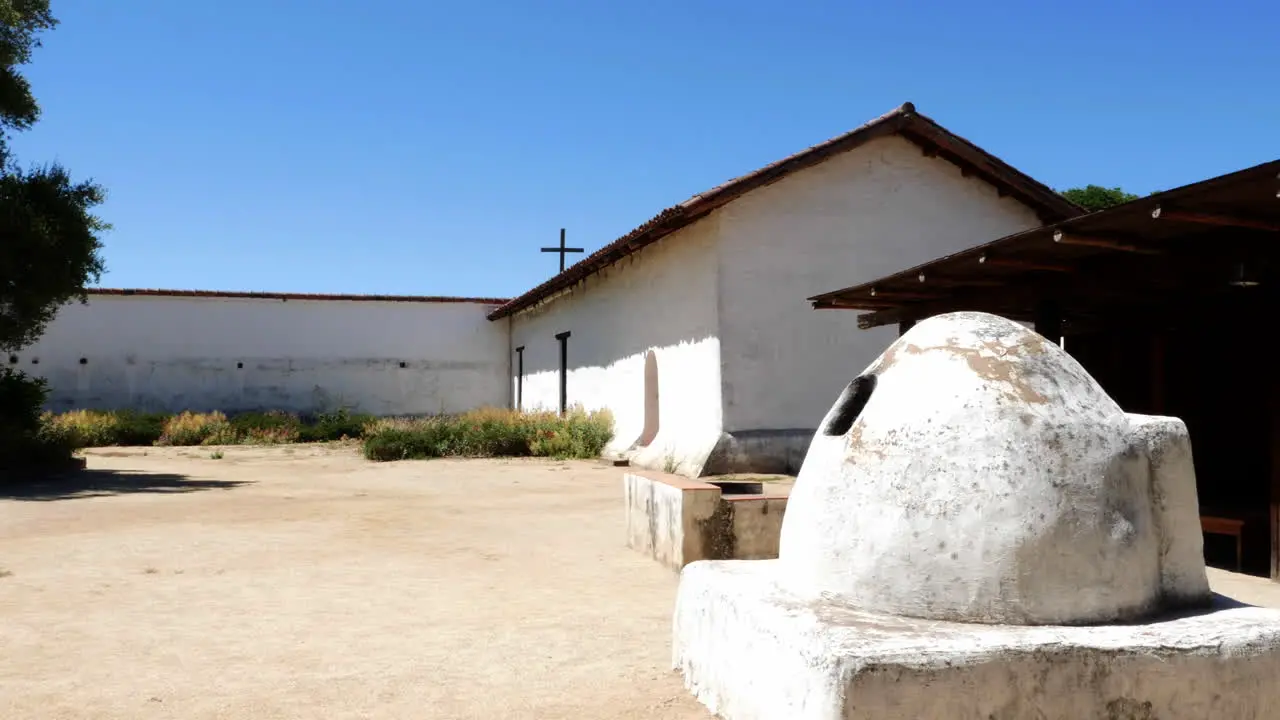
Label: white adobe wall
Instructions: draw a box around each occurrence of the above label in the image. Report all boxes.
[712,134,1045,472]
[16,294,508,416]
[508,217,723,476]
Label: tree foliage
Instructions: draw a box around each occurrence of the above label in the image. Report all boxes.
[0,0,57,146]
[1060,185,1139,213]
[0,0,107,354]
[0,1,106,470]
[0,162,107,351]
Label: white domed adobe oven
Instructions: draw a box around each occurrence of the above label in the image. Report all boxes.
[672,312,1280,720]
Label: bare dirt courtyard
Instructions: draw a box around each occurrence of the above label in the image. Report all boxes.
[0,445,711,720]
[6,446,1280,720]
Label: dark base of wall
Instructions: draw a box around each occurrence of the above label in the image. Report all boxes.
[701,428,814,476]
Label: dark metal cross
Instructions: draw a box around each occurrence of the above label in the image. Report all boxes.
[541,228,584,273]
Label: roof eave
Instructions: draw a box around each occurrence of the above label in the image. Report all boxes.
[489,103,1080,321]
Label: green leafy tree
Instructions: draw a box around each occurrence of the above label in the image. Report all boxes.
[0,0,107,354]
[0,0,57,137]
[1060,185,1139,213]
[0,0,107,469]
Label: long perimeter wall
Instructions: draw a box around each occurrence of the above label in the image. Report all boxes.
[16,292,509,416]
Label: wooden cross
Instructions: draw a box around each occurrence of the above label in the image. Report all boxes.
[541,228,584,273]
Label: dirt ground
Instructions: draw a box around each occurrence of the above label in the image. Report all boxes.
[4,446,1278,720]
[0,445,712,720]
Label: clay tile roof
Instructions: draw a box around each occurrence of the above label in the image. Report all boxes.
[86,288,508,304]
[487,103,1083,320]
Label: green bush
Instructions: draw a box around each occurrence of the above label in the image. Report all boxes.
[298,408,374,442]
[0,368,74,471]
[361,407,614,462]
[113,411,170,445]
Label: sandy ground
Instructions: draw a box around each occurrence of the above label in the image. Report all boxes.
[3,446,1278,719]
[0,445,711,720]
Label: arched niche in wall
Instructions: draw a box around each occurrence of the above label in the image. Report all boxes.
[638,349,660,447]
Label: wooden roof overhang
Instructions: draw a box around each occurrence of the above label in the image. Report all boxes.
[809,159,1280,333]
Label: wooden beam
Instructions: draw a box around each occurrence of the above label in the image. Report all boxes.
[914,273,1005,288]
[920,145,938,158]
[978,254,1072,272]
[1052,230,1161,255]
[855,282,1043,329]
[850,232,1261,331]
[858,301,1033,329]
[869,288,942,300]
[855,255,1204,331]
[812,298,897,311]
[1152,206,1280,233]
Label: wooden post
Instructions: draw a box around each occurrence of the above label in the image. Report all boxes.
[1271,379,1280,580]
[555,331,571,416]
[514,346,525,411]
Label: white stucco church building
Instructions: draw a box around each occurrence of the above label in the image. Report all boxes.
[22,103,1081,476]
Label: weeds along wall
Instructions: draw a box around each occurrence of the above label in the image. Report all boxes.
[16,292,509,416]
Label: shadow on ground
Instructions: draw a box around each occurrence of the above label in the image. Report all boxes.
[0,468,249,501]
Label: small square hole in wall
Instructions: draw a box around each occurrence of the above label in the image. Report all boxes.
[7,355,16,364]
[236,362,243,369]
[30,358,39,365]
[398,361,407,369]
[79,358,88,365]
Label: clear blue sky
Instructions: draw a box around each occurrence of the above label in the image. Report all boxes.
[10,1,1279,298]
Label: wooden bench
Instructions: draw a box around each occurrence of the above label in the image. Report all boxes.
[1201,515,1245,572]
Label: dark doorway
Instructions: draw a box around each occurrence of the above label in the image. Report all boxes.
[1067,305,1274,578]
[555,331,570,416]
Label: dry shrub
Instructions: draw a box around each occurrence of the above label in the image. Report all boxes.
[230,410,301,444]
[158,411,233,446]
[240,425,301,444]
[43,409,168,447]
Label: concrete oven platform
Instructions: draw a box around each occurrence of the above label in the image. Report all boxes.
[673,560,1280,720]
[623,471,788,570]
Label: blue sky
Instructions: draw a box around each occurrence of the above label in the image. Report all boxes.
[10,1,1278,298]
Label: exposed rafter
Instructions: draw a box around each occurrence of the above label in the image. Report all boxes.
[978,254,1072,272]
[1151,206,1280,233]
[1052,230,1161,255]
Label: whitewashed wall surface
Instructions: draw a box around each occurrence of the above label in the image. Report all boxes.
[508,217,724,476]
[16,291,509,416]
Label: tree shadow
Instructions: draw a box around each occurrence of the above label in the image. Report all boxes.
[0,468,249,501]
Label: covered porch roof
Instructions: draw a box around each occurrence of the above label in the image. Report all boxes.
[809,159,1280,332]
